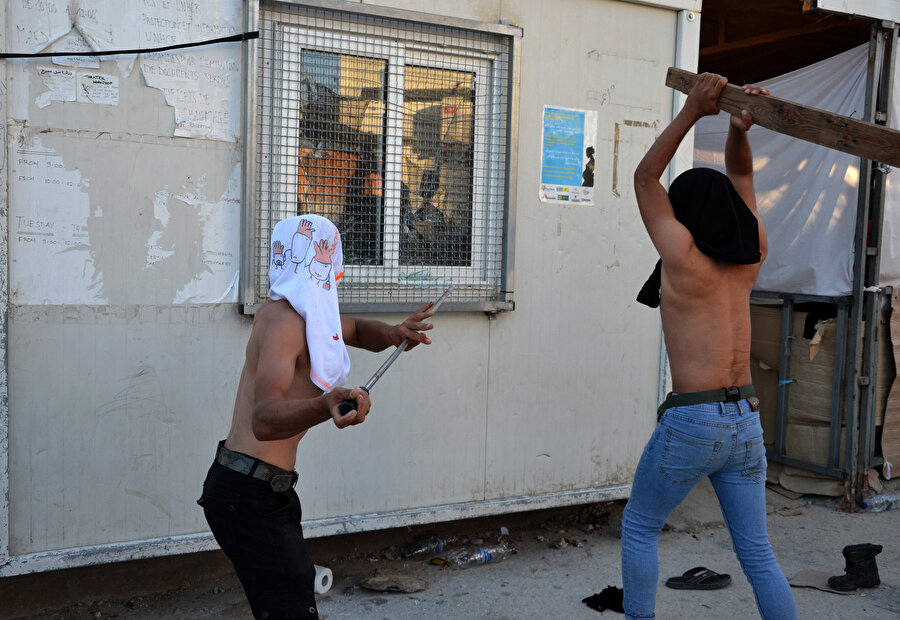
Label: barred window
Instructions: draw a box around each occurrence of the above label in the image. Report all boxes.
[243,2,520,312]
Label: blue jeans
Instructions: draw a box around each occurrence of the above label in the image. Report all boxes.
[620,400,797,619]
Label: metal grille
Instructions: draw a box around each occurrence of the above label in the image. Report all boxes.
[250,1,515,311]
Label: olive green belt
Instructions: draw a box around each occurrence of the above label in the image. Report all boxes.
[657,385,757,421]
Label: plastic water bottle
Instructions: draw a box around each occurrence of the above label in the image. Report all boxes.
[445,543,516,569]
[860,494,895,512]
[405,536,448,558]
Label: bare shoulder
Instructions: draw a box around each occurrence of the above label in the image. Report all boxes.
[252,300,306,351]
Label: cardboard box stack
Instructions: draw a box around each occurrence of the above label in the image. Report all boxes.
[750,301,895,495]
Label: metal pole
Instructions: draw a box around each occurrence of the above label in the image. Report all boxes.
[855,21,897,503]
[844,22,896,507]
[775,297,793,459]
[0,0,10,567]
[240,0,261,313]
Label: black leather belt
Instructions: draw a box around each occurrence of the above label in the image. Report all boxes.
[215,441,298,492]
[657,385,758,421]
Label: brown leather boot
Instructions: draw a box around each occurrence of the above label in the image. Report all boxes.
[827,543,882,591]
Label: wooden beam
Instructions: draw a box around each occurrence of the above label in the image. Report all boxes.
[699,21,858,57]
[666,67,900,168]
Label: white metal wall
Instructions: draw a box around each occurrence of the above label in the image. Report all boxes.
[0,0,700,575]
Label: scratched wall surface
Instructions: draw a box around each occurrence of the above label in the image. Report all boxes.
[0,0,10,567]
[5,0,685,560]
[478,0,675,500]
[273,0,675,520]
[8,0,242,306]
[6,0,249,555]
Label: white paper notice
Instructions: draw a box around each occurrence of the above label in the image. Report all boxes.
[77,72,119,105]
[37,66,76,103]
[139,1,242,142]
[9,0,73,55]
[10,139,104,305]
[50,32,101,69]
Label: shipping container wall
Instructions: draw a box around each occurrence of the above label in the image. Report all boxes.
[0,0,699,574]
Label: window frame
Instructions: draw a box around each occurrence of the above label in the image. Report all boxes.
[241,0,522,314]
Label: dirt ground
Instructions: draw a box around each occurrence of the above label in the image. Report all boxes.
[1,478,898,619]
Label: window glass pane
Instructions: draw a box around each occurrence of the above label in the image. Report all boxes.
[401,66,475,267]
[255,5,514,309]
[297,50,387,265]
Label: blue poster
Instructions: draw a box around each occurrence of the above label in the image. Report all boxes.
[541,107,585,185]
[540,105,597,205]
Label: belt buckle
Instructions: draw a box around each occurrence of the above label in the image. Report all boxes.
[270,472,298,493]
[725,386,741,402]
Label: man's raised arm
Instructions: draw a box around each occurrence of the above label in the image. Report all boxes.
[341,301,435,352]
[634,72,727,262]
[725,84,769,258]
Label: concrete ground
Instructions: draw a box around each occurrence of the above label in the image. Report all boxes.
[1,478,898,619]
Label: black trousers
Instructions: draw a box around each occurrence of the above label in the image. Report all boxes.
[199,459,319,619]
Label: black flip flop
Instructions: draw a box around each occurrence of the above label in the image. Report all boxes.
[665,566,731,590]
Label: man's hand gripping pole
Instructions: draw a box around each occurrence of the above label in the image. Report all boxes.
[337,284,454,416]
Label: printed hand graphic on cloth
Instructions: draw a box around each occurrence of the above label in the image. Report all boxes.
[272,240,286,268]
[313,238,337,263]
[296,219,314,238]
[291,219,315,273]
[309,230,340,290]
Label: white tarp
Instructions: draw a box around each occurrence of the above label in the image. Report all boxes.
[694,44,900,296]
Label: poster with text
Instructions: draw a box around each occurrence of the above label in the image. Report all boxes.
[539,106,597,205]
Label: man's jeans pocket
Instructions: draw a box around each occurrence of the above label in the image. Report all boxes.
[659,426,722,485]
[198,487,242,549]
[742,434,766,482]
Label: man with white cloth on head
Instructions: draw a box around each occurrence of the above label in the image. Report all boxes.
[199,214,437,620]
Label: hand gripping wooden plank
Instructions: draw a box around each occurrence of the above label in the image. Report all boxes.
[666,67,900,168]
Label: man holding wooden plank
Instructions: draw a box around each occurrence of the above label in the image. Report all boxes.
[622,73,798,619]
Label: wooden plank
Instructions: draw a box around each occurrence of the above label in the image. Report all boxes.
[666,67,900,168]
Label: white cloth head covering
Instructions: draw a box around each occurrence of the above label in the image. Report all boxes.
[268,214,350,391]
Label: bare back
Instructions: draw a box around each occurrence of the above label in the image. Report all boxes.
[660,249,761,393]
[633,78,769,394]
[225,299,322,470]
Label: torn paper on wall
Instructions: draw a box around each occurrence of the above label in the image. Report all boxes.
[12,1,243,138]
[9,0,74,55]
[46,31,100,69]
[10,138,106,305]
[140,45,241,142]
[50,32,101,69]
[138,1,242,142]
[10,1,139,75]
[170,164,242,304]
[36,66,76,108]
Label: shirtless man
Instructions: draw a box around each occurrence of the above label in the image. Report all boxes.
[621,74,798,619]
[199,214,435,620]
